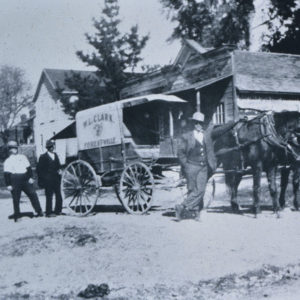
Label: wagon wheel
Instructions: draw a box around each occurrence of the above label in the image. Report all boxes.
[61,160,100,216]
[119,161,155,214]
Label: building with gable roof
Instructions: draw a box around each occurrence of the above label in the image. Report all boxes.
[33,68,97,159]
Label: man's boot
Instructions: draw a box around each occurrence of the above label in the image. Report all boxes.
[192,210,201,222]
[175,204,184,221]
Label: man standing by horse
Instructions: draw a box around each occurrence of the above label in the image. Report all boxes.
[175,112,238,221]
[175,112,216,221]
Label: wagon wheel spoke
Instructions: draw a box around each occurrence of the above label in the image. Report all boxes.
[130,193,138,211]
[122,181,132,190]
[64,189,77,199]
[83,193,92,205]
[81,168,94,185]
[139,176,151,186]
[127,192,134,206]
[128,166,138,183]
[72,193,80,210]
[136,194,145,212]
[82,195,90,213]
[68,192,79,207]
[140,190,150,204]
[140,187,152,195]
[70,164,77,176]
[79,195,83,214]
[124,170,135,185]
[82,176,94,187]
[76,163,82,177]
[63,173,78,185]
[123,187,132,199]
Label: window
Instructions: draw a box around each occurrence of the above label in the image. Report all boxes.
[213,103,225,124]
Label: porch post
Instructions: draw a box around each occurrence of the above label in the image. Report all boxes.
[169,109,174,137]
[196,90,201,112]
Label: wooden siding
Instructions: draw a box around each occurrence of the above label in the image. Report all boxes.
[223,79,234,121]
[200,78,234,123]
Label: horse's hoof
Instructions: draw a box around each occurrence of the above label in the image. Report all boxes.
[274,211,281,218]
[253,207,261,216]
[231,202,242,214]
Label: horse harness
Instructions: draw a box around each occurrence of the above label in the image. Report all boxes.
[230,112,291,171]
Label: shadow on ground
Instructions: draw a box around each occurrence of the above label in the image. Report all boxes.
[92,205,162,214]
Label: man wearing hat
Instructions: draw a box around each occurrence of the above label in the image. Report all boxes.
[4,141,43,221]
[176,112,213,221]
[176,112,241,220]
[37,140,63,217]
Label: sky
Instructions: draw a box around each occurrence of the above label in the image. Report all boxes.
[0,0,181,90]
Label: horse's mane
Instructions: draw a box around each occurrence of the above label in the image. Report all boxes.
[273,111,300,130]
[274,111,300,120]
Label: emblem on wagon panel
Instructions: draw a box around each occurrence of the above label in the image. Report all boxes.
[93,123,103,137]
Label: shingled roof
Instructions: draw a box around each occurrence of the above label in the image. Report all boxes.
[32,68,98,102]
[43,68,97,92]
[234,51,300,95]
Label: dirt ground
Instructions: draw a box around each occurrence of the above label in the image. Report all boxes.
[1,170,300,300]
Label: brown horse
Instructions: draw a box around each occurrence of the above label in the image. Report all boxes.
[279,129,300,210]
[214,111,300,216]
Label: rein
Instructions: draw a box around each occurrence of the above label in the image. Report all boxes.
[216,112,291,174]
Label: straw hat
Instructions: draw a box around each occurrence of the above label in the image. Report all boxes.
[7,141,18,149]
[191,112,204,123]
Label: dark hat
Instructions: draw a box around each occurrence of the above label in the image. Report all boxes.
[46,140,55,149]
[7,140,18,149]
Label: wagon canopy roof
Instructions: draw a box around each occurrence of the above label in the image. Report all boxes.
[76,94,186,119]
[51,121,76,140]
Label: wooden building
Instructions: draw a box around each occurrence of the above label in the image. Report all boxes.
[121,39,300,124]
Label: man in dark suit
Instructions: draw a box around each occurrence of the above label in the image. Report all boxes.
[37,140,63,217]
[175,112,237,221]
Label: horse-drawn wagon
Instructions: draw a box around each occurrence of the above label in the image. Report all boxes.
[57,94,187,216]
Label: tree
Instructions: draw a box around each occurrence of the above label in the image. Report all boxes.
[0,65,32,142]
[60,0,149,116]
[160,0,254,49]
[58,72,107,119]
[262,0,300,54]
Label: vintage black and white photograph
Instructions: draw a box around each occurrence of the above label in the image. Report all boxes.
[1,0,300,299]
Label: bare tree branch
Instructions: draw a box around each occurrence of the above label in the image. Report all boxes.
[0,65,32,139]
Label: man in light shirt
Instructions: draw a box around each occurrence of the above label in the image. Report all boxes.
[4,141,43,222]
[37,140,63,217]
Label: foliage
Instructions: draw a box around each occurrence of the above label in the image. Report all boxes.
[0,65,31,141]
[58,72,106,119]
[61,0,149,117]
[262,0,300,54]
[160,0,254,49]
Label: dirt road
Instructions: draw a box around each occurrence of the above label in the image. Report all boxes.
[0,173,300,299]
